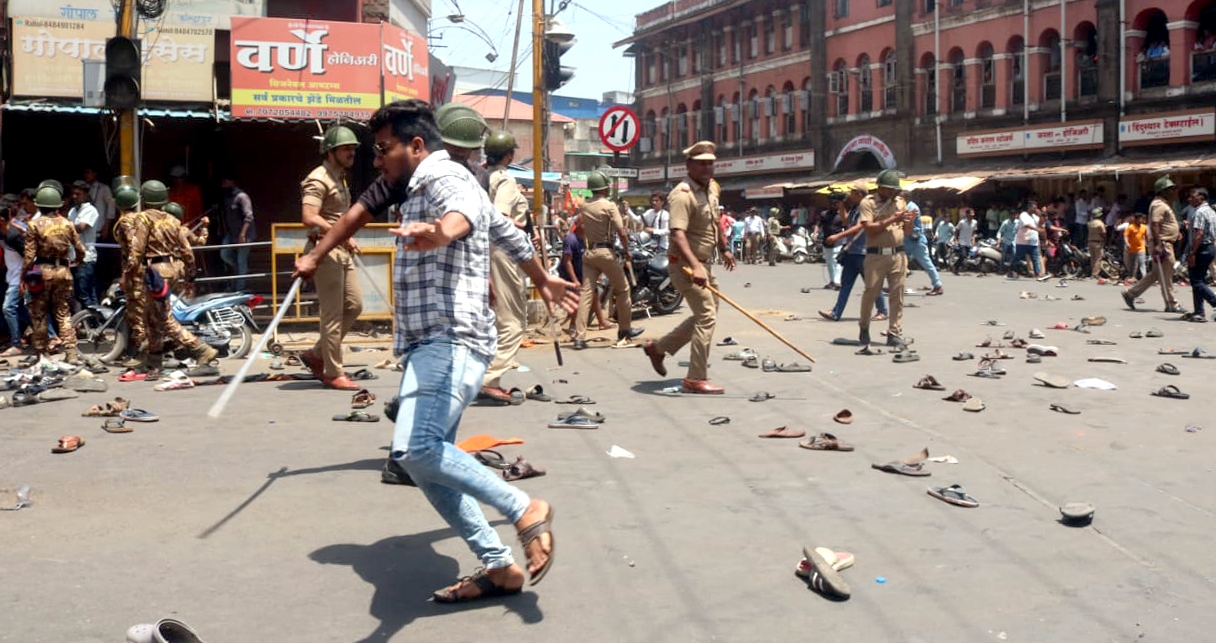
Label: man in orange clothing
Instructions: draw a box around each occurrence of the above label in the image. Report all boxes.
[168,166,205,228]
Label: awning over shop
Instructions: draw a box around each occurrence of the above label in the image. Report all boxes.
[2,102,219,120]
[717,175,789,194]
[907,176,987,193]
[743,182,793,199]
[507,165,562,192]
[979,155,1216,181]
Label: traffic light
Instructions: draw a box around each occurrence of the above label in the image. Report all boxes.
[542,19,575,92]
[104,37,141,109]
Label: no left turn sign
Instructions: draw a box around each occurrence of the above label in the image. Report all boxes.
[598,105,641,152]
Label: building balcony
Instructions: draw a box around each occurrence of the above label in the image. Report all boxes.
[1043,71,1061,102]
[1078,67,1098,97]
[1139,58,1170,90]
[1194,51,1216,83]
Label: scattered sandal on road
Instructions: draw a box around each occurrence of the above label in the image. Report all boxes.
[798,432,854,451]
[758,426,806,439]
[51,435,85,453]
[1151,385,1190,400]
[927,484,979,508]
[913,375,946,391]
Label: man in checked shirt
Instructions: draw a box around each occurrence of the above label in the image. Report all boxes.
[294,100,577,603]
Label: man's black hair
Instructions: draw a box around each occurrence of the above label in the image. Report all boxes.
[1193,186,1209,200]
[38,207,58,216]
[369,99,441,152]
[19,188,36,200]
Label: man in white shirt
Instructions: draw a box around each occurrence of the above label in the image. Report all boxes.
[640,192,670,251]
[952,208,978,274]
[67,181,100,307]
[1011,198,1046,279]
[743,209,765,263]
[83,168,115,237]
[1072,189,1090,245]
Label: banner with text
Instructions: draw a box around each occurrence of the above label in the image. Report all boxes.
[381,23,429,104]
[141,26,216,102]
[231,17,382,120]
[956,121,1104,158]
[1118,109,1216,147]
[664,151,815,180]
[10,0,265,30]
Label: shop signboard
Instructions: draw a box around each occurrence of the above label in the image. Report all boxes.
[12,17,214,101]
[230,17,382,120]
[381,23,429,103]
[957,120,1104,158]
[9,0,265,29]
[664,150,814,179]
[833,135,896,170]
[1118,109,1216,147]
[638,167,666,182]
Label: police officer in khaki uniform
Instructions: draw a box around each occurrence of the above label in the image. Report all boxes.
[436,102,491,190]
[129,180,217,380]
[858,169,916,348]
[111,181,148,361]
[481,131,532,403]
[166,201,209,246]
[299,126,364,391]
[643,141,736,394]
[1122,176,1184,313]
[572,170,644,350]
[1086,207,1107,278]
[21,186,86,363]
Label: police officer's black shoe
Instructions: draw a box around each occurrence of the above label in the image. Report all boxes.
[384,395,400,422]
[886,334,905,348]
[619,327,644,341]
[858,329,871,346]
[381,457,416,486]
[572,340,588,350]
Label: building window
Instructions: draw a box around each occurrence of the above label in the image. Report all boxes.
[858,55,873,113]
[1010,40,1025,105]
[717,34,727,67]
[646,55,656,85]
[749,25,759,58]
[878,0,891,6]
[676,108,688,149]
[835,0,848,18]
[831,62,848,117]
[951,56,966,114]
[732,30,741,62]
[925,0,935,13]
[1043,34,1062,100]
[883,52,897,109]
[749,94,760,142]
[765,89,777,138]
[924,58,937,115]
[678,46,688,76]
[764,20,775,54]
[979,44,996,109]
[1137,10,1170,89]
[783,16,793,50]
[1076,24,1099,95]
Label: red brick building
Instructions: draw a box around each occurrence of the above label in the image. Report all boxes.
[619,0,1216,203]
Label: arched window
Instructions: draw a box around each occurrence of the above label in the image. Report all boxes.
[782,81,797,135]
[1074,22,1099,96]
[714,95,725,142]
[764,86,777,139]
[1135,9,1171,89]
[832,59,848,117]
[921,53,937,115]
[1008,36,1025,106]
[659,107,670,152]
[949,48,965,114]
[1040,30,1062,100]
[748,89,760,142]
[883,50,897,110]
[801,77,813,133]
[858,54,873,113]
[692,99,703,141]
[978,42,995,109]
[675,104,688,149]
[643,110,656,153]
[1192,1,1216,82]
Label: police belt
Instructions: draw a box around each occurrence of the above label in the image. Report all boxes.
[147,256,174,265]
[591,242,615,249]
[35,257,66,266]
[865,246,904,256]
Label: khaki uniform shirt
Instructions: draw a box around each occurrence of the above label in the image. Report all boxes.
[23,215,86,270]
[578,198,624,246]
[767,217,782,236]
[489,167,529,226]
[301,160,351,227]
[858,194,907,248]
[667,178,721,263]
[128,209,195,277]
[1149,197,1180,243]
[1087,219,1107,243]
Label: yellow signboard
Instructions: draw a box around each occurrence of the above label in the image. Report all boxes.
[141,26,215,102]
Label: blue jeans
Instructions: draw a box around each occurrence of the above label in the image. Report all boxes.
[824,245,842,285]
[220,234,250,292]
[72,261,98,307]
[3,283,30,347]
[391,339,529,570]
[905,240,942,289]
[1013,244,1042,276]
[831,253,888,319]
[1000,243,1015,271]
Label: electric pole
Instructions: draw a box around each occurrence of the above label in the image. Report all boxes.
[531,0,545,240]
[117,0,139,179]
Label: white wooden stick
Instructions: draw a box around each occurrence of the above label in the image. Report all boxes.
[207,278,303,418]
[351,252,392,307]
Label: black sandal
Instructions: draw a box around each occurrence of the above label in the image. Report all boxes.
[432,569,523,603]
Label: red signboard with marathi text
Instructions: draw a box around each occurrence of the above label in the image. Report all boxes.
[381,22,429,104]
[230,16,382,120]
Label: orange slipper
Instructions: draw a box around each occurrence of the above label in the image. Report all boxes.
[52,435,85,453]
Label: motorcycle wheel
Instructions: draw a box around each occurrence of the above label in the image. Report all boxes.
[226,323,255,360]
[978,258,996,274]
[70,309,127,364]
[793,252,807,265]
[1063,260,1083,279]
[653,284,684,315]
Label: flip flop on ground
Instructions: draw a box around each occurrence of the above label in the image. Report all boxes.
[51,435,85,453]
[798,432,854,451]
[871,461,931,476]
[333,411,381,422]
[914,375,946,391]
[795,547,855,577]
[1151,385,1189,400]
[758,426,806,439]
[927,484,979,507]
[1033,372,1071,389]
[801,546,852,599]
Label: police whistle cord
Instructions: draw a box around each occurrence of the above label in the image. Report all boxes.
[680,266,816,364]
[207,277,303,418]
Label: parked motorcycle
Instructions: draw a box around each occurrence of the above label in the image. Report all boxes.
[772,228,813,264]
[938,239,1002,274]
[623,233,683,315]
[71,280,262,364]
[1045,239,1085,278]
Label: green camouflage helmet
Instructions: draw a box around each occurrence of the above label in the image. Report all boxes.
[141,180,170,207]
[485,131,518,156]
[436,103,489,149]
[587,170,611,192]
[114,184,141,211]
[1154,175,1176,193]
[322,125,359,153]
[164,201,185,219]
[112,174,138,193]
[37,180,64,199]
[876,169,903,190]
[34,186,64,209]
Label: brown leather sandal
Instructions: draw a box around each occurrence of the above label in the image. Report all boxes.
[432,569,523,603]
[502,457,547,481]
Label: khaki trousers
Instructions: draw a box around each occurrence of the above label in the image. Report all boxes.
[575,248,631,340]
[145,262,207,356]
[120,273,147,351]
[29,265,76,353]
[1088,241,1104,277]
[310,247,363,378]
[1127,242,1177,308]
[657,262,717,380]
[860,252,907,336]
[484,247,527,388]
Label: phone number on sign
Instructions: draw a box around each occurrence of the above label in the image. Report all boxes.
[237,108,374,119]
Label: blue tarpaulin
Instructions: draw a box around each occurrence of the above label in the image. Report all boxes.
[507,164,562,191]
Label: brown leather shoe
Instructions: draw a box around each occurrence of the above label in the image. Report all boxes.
[643,340,667,377]
[300,350,324,377]
[323,374,361,390]
[682,378,724,394]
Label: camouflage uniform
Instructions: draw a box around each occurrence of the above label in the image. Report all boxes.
[114,209,148,351]
[126,209,208,359]
[23,214,86,357]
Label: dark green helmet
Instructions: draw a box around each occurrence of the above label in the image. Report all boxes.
[37,180,64,199]
[876,169,903,190]
[112,175,137,194]
[322,125,359,153]
[141,180,169,207]
[436,103,489,149]
[34,186,64,209]
[164,201,185,219]
[587,170,611,192]
[114,184,141,211]
[1154,175,1176,193]
[485,131,518,156]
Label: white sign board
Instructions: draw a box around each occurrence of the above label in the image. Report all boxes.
[638,167,665,182]
[1119,109,1216,147]
[10,0,265,29]
[957,121,1104,157]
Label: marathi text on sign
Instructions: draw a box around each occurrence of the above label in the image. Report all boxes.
[1118,109,1216,146]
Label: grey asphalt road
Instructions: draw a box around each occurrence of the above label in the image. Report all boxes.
[2,264,1213,643]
